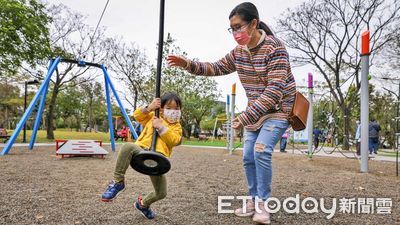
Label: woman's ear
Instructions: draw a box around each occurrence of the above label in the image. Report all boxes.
[251,19,258,29]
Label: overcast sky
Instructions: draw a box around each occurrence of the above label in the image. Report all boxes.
[48,0,316,111]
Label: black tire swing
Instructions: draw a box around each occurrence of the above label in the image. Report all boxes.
[130,0,171,176]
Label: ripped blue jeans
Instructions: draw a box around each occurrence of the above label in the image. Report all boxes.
[243,119,289,200]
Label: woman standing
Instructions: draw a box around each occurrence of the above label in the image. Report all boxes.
[168,2,295,224]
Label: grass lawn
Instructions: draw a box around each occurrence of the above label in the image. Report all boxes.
[7,130,125,144]
[7,130,240,147]
[6,130,243,148]
[182,139,243,148]
[378,150,399,157]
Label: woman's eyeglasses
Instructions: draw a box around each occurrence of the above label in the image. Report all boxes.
[228,23,249,34]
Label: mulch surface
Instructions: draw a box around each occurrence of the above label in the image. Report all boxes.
[0,145,398,225]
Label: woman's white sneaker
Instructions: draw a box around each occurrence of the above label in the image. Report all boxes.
[234,199,255,217]
[253,202,271,224]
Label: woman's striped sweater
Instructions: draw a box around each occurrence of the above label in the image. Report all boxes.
[185,30,296,131]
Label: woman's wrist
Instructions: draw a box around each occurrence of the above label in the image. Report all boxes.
[184,58,190,70]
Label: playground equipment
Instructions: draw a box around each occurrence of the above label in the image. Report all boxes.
[226,94,232,152]
[55,140,107,159]
[0,58,138,156]
[214,84,238,154]
[307,73,313,159]
[229,84,236,155]
[113,116,122,130]
[360,30,370,173]
[212,115,227,141]
[130,0,171,176]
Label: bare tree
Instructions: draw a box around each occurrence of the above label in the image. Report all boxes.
[106,38,151,110]
[382,23,400,72]
[23,4,110,139]
[277,0,400,149]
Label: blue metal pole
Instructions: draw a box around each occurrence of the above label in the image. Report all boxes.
[1,57,61,156]
[29,70,52,150]
[103,68,116,152]
[102,66,138,139]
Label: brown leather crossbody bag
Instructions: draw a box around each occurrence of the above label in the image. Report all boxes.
[288,91,309,131]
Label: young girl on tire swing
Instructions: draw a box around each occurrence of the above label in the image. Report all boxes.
[101,92,183,220]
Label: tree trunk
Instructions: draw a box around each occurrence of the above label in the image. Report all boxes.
[343,107,350,150]
[76,114,81,132]
[41,113,45,130]
[5,107,8,129]
[186,124,192,140]
[134,88,138,110]
[46,84,59,140]
[88,97,93,132]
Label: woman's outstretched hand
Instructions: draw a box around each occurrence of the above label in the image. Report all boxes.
[232,117,243,130]
[167,55,188,68]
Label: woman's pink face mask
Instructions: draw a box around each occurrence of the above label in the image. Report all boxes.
[233,30,251,45]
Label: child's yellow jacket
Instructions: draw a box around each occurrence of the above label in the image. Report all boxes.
[133,107,182,157]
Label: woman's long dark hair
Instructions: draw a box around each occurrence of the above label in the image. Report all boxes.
[229,2,273,36]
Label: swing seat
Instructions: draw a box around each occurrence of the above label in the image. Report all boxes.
[130,150,171,175]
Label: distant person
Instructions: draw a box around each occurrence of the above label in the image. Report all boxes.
[280,128,290,152]
[193,126,200,138]
[133,121,143,138]
[116,125,128,142]
[355,120,361,156]
[0,125,7,136]
[217,127,223,140]
[369,118,381,155]
[313,127,322,149]
[0,124,4,133]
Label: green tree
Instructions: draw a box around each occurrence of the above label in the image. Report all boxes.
[0,82,22,129]
[0,0,51,74]
[80,80,106,132]
[56,83,84,130]
[370,89,396,148]
[139,34,220,138]
[162,35,220,138]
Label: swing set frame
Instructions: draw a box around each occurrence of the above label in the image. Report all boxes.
[0,57,138,156]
